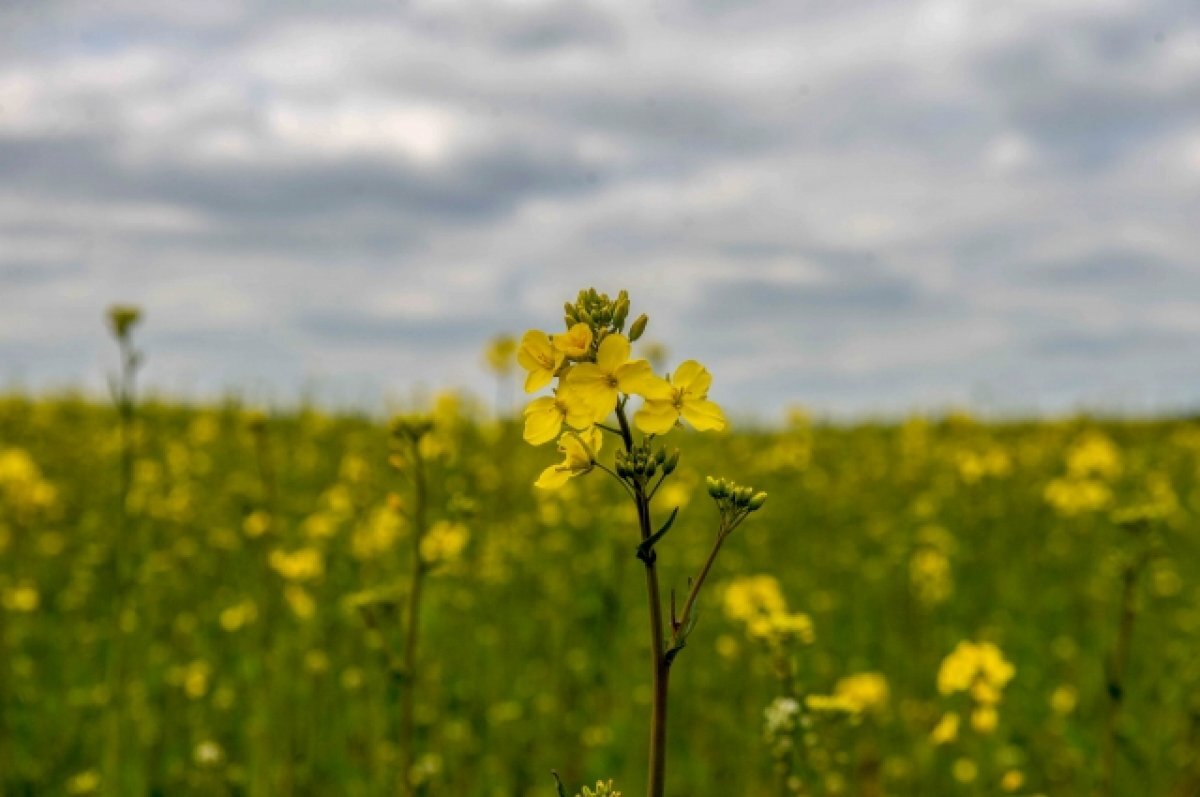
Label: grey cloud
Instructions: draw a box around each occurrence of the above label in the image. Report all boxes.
[2,0,1199,416]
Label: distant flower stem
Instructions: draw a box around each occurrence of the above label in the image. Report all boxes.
[103,330,139,792]
[1098,555,1144,797]
[399,434,429,797]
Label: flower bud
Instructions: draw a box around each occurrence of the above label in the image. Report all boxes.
[107,304,142,339]
[706,476,721,497]
[628,314,649,342]
[613,297,630,327]
[662,449,680,475]
[654,449,666,464]
[748,492,768,510]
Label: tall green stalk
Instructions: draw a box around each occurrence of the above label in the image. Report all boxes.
[102,306,142,794]
[396,420,431,797]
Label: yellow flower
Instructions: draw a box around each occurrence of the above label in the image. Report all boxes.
[553,323,593,358]
[931,712,959,745]
[484,334,517,376]
[565,334,655,421]
[633,360,726,435]
[1000,770,1024,792]
[523,388,596,445]
[517,330,564,393]
[970,705,998,734]
[535,427,603,489]
[420,520,470,564]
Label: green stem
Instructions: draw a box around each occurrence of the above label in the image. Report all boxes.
[1099,558,1141,797]
[103,335,138,793]
[399,436,428,797]
[615,404,669,797]
[672,528,730,650]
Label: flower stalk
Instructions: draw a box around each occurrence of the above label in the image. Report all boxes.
[519,288,767,797]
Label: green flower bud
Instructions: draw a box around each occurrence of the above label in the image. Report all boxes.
[706,476,721,497]
[613,297,630,328]
[662,449,680,475]
[107,304,142,339]
[628,313,649,342]
[748,492,768,510]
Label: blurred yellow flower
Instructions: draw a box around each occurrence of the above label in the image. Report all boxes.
[420,520,470,564]
[807,672,889,715]
[723,575,787,623]
[517,330,564,393]
[3,584,40,613]
[931,712,959,745]
[1000,770,1024,792]
[970,705,998,733]
[269,547,324,582]
[484,334,517,376]
[634,360,725,435]
[937,641,1014,699]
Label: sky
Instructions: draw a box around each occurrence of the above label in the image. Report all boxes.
[1,0,1199,419]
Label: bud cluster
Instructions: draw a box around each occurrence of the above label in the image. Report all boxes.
[564,288,650,346]
[390,415,434,444]
[616,440,679,483]
[706,476,768,514]
[107,304,142,340]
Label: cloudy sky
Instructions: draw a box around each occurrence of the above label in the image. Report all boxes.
[2,0,1198,418]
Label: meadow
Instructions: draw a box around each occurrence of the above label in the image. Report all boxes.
[2,384,1199,796]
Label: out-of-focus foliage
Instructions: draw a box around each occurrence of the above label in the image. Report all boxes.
[1,394,1199,795]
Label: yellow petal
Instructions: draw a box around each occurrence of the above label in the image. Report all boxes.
[523,396,556,416]
[558,389,597,429]
[673,360,712,396]
[523,368,553,394]
[534,463,572,490]
[522,402,562,445]
[588,387,619,422]
[517,330,552,368]
[634,400,679,435]
[614,359,656,395]
[564,363,607,387]
[628,372,673,401]
[595,334,630,371]
[681,398,726,431]
[580,426,603,456]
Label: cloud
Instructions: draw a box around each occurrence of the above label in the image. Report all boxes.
[2,0,1199,416]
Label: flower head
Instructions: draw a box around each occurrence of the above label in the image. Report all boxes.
[634,360,726,435]
[535,427,603,490]
[517,330,564,393]
[565,334,655,422]
[523,388,596,446]
[553,323,594,359]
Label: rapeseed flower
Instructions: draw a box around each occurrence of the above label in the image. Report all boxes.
[553,322,593,359]
[517,330,564,393]
[536,428,603,490]
[565,334,655,421]
[523,388,596,445]
[634,360,726,435]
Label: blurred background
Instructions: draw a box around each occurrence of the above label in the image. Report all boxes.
[2,0,1198,417]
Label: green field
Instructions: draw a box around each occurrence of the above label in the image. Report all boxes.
[2,393,1199,796]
